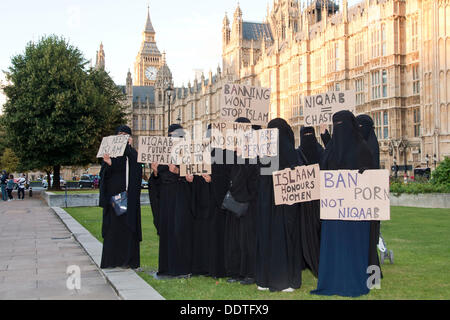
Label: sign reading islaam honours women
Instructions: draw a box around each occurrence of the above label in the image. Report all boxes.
[320,169,390,221]
[221,83,271,126]
[303,90,356,126]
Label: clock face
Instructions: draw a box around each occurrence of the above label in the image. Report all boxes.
[145,66,157,81]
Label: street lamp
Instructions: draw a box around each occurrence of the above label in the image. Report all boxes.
[433,154,437,168]
[425,154,429,168]
[165,85,174,133]
[393,156,398,178]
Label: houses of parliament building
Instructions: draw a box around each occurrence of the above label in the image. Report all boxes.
[99,0,449,172]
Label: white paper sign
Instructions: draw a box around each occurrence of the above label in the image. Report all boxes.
[320,169,390,221]
[96,135,129,158]
[303,91,356,126]
[221,83,270,126]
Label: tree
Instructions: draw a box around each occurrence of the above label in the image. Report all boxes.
[0,148,19,174]
[1,35,127,190]
[431,157,450,188]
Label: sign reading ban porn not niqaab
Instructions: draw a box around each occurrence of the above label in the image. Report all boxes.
[303,91,356,126]
[320,170,390,221]
[272,164,321,206]
[221,83,270,126]
[96,135,129,158]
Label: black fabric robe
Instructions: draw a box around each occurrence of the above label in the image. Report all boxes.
[149,165,193,276]
[191,175,212,276]
[296,126,323,278]
[256,118,304,291]
[206,148,230,278]
[357,114,383,278]
[224,152,259,280]
[99,144,142,269]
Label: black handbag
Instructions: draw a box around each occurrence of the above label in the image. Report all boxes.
[110,158,129,217]
[221,181,249,218]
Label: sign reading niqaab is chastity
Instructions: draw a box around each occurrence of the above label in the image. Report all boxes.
[272,164,320,206]
[96,135,129,158]
[137,136,182,165]
[221,83,271,126]
[320,169,390,221]
[303,91,356,126]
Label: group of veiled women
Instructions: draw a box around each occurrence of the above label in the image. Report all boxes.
[98,110,382,297]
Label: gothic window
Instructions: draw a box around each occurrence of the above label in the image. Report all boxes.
[355,78,365,105]
[335,42,340,71]
[141,116,147,131]
[133,116,139,130]
[371,70,388,99]
[411,17,419,52]
[381,24,386,56]
[412,64,420,95]
[150,117,155,131]
[413,108,421,137]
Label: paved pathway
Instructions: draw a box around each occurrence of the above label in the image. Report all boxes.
[0,193,118,300]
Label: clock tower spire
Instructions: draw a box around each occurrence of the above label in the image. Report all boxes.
[134,5,162,86]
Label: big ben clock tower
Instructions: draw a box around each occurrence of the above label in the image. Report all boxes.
[134,6,162,86]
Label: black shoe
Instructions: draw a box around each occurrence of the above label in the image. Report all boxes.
[240,277,255,285]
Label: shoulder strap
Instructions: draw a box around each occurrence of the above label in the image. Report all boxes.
[126,157,129,192]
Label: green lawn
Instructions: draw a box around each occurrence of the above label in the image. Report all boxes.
[65,205,450,300]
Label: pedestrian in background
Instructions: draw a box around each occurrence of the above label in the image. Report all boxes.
[1,170,8,201]
[17,174,26,200]
[6,174,15,201]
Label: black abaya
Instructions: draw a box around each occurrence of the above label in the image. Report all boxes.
[99,143,142,269]
[256,118,304,292]
[296,126,323,278]
[357,114,383,278]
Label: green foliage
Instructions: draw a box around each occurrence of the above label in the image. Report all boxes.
[0,148,19,173]
[390,180,450,195]
[1,35,127,176]
[431,157,450,187]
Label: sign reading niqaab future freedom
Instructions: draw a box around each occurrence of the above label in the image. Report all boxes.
[303,91,356,126]
[96,135,129,158]
[137,136,182,165]
[221,83,271,126]
[320,169,390,221]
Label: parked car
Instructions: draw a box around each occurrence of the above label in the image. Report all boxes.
[42,176,66,188]
[79,175,94,189]
[141,179,149,189]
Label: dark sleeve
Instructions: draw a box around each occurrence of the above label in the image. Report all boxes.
[149,171,161,235]
[320,130,331,147]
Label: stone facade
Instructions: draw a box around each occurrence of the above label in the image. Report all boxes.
[124,0,449,173]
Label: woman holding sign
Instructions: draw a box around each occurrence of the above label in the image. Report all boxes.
[149,124,193,278]
[296,126,324,278]
[99,125,142,269]
[311,111,375,297]
[255,118,304,292]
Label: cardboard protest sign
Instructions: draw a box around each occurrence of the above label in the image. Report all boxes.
[96,135,129,158]
[180,163,212,177]
[137,136,183,165]
[272,164,320,206]
[320,169,390,221]
[303,90,356,126]
[210,121,253,151]
[221,83,270,126]
[177,138,212,165]
[242,128,278,159]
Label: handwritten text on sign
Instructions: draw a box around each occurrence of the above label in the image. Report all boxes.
[221,83,270,126]
[96,135,129,158]
[320,170,390,221]
[303,91,356,126]
[180,164,212,177]
[272,164,320,206]
[137,136,182,165]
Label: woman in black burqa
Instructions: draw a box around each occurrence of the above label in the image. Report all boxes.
[149,124,193,277]
[311,110,376,297]
[356,114,383,278]
[224,117,259,285]
[256,118,304,292]
[296,126,323,278]
[99,125,142,269]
